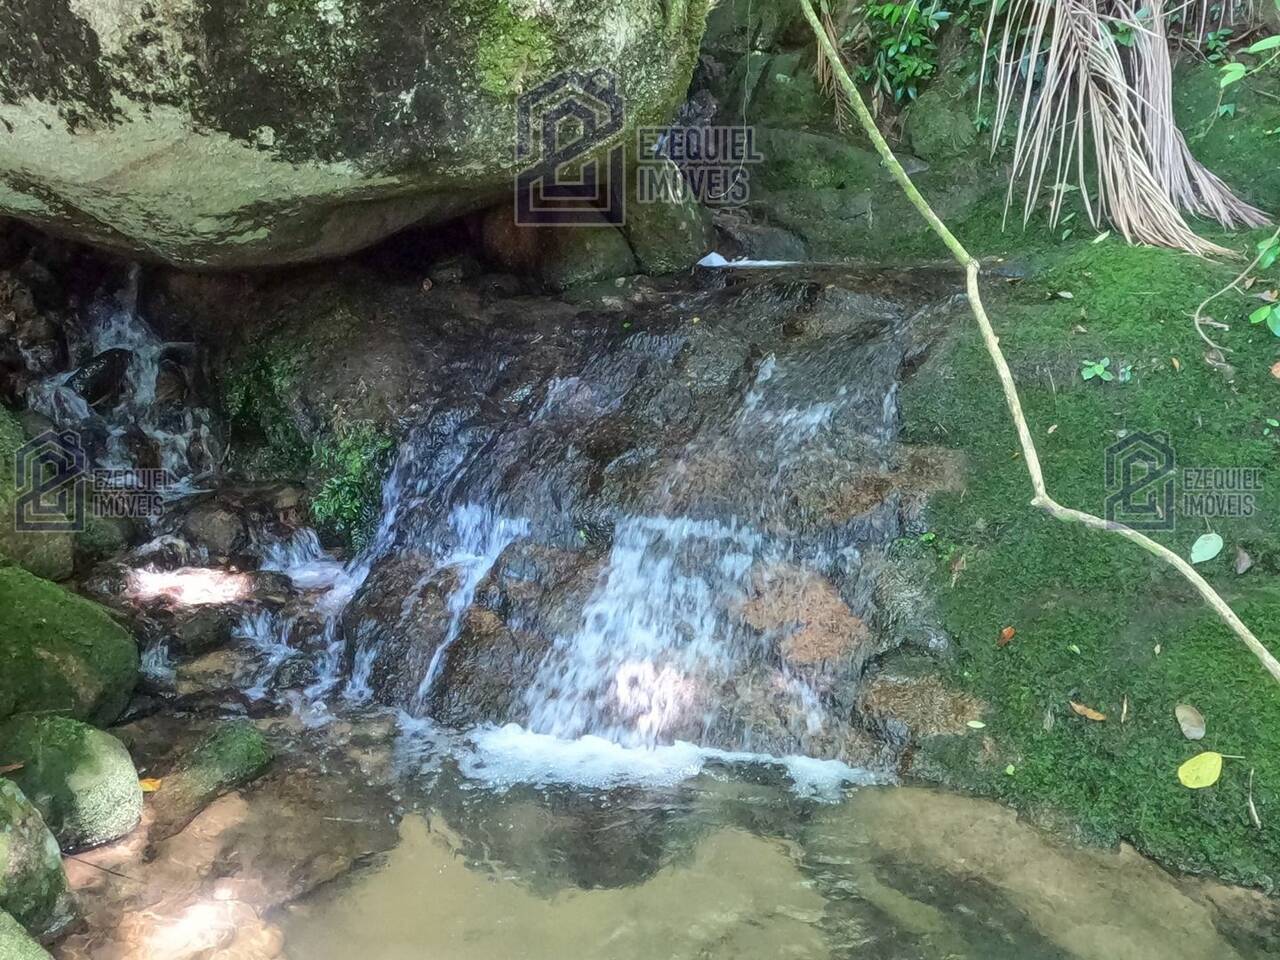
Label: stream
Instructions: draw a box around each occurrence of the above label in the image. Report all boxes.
[22,261,1272,960]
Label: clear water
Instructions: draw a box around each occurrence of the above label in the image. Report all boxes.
[279,775,1259,960]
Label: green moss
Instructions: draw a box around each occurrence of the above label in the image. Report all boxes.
[310,422,395,549]
[0,407,73,582]
[150,720,273,838]
[901,213,1280,889]
[0,715,142,852]
[0,566,138,726]
[224,347,310,479]
[472,1,555,98]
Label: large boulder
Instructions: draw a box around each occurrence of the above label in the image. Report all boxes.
[0,565,138,725]
[0,1,710,268]
[0,781,74,942]
[0,715,143,851]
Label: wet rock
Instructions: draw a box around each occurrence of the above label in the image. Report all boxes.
[741,565,877,668]
[167,605,240,659]
[0,715,143,851]
[67,348,132,409]
[480,206,639,291]
[427,255,483,286]
[0,566,139,725]
[181,502,246,559]
[148,720,274,841]
[0,1,709,267]
[432,609,551,726]
[0,910,52,960]
[0,780,74,941]
[622,189,716,275]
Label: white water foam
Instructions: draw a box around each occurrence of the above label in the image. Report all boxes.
[451,723,882,801]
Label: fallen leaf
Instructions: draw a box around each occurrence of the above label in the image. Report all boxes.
[139,778,163,794]
[1248,769,1262,830]
[1121,695,1129,725]
[1271,360,1280,379]
[1005,764,1016,775]
[1171,357,1182,372]
[949,552,967,588]
[966,720,987,730]
[1190,533,1224,564]
[998,625,1016,647]
[0,763,23,775]
[1056,291,1074,300]
[1092,231,1111,244]
[1047,423,1059,435]
[1154,643,1162,656]
[1244,276,1258,290]
[1175,704,1206,741]
[1235,547,1254,575]
[1072,324,1088,334]
[1068,643,1082,655]
[1178,752,1224,789]
[1070,700,1106,721]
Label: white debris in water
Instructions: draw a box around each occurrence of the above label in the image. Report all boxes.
[697,252,801,268]
[453,723,883,801]
[140,642,175,682]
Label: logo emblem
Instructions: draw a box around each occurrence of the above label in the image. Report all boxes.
[14,429,87,533]
[515,68,626,225]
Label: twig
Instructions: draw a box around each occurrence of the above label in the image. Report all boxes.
[798,0,1280,685]
[1192,224,1280,353]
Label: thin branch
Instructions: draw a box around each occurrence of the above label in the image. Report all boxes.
[797,0,1280,685]
[1192,224,1280,352]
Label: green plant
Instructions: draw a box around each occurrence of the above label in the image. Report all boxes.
[309,423,395,549]
[853,1,956,105]
[1080,357,1115,381]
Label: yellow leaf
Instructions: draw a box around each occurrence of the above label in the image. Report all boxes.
[1171,357,1182,372]
[139,778,163,794]
[966,720,986,730]
[1177,752,1223,789]
[1069,700,1106,721]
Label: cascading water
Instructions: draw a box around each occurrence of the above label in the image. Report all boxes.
[36,261,940,793]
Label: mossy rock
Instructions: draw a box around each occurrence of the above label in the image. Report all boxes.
[0,781,73,942]
[0,566,138,726]
[0,409,73,583]
[0,910,52,960]
[623,188,715,275]
[906,86,978,162]
[149,721,273,840]
[0,715,142,852]
[0,0,711,267]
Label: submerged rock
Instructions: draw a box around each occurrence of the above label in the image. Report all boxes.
[147,720,273,841]
[0,565,139,725]
[0,715,143,851]
[0,0,710,267]
[0,781,74,942]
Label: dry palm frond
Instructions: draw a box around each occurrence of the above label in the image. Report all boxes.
[816,1,855,128]
[982,0,1271,256]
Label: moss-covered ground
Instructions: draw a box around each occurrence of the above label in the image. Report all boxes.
[894,62,1280,890]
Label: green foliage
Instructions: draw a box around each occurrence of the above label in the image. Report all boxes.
[901,202,1280,888]
[224,349,309,478]
[1079,357,1113,382]
[309,423,394,549]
